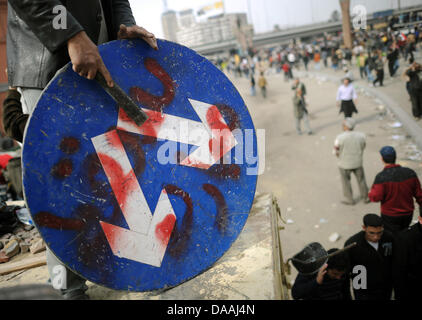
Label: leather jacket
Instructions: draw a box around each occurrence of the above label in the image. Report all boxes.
[7,0,136,89]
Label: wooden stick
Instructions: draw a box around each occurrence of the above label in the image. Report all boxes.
[0,253,46,276]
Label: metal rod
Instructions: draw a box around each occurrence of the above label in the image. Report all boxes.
[95,72,148,127]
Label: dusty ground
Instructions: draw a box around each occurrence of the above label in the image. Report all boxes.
[1,53,421,299]
[234,56,422,285]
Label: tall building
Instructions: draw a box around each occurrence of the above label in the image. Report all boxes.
[176,13,253,51]
[161,9,179,43]
[178,9,196,29]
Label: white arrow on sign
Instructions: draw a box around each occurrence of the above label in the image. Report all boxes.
[91,99,238,267]
[117,99,238,170]
[92,130,176,268]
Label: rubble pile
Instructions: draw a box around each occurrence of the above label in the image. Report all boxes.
[0,223,45,264]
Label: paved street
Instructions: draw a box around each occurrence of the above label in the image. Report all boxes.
[226,59,422,283]
[1,52,421,298]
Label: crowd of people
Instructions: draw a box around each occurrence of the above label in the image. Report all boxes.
[219,14,422,119]
[215,13,422,301]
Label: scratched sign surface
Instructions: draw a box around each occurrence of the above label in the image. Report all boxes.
[22,39,258,291]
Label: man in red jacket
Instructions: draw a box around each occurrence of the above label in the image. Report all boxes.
[368,146,422,234]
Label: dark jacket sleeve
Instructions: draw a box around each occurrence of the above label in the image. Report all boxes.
[8,0,84,53]
[112,0,136,28]
[393,231,410,300]
[291,274,319,300]
[341,275,352,300]
[2,90,29,143]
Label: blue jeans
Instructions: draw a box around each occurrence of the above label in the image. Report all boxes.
[365,66,374,82]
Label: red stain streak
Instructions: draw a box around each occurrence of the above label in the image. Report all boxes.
[118,108,166,140]
[155,214,176,247]
[215,104,241,131]
[129,58,175,112]
[140,109,166,138]
[99,221,121,251]
[34,212,84,230]
[97,153,137,214]
[208,164,241,180]
[203,184,229,234]
[60,137,80,155]
[164,185,194,257]
[51,159,73,179]
[105,130,125,152]
[206,105,233,162]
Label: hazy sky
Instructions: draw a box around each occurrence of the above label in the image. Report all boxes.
[128,0,422,38]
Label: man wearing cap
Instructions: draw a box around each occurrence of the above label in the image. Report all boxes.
[394,213,422,300]
[345,214,395,300]
[368,146,422,233]
[334,118,369,205]
[291,249,351,300]
[336,77,358,118]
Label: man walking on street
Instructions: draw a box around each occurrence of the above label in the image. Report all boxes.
[334,118,369,205]
[368,146,422,234]
[345,214,395,300]
[373,51,385,87]
[403,61,422,120]
[292,78,307,101]
[336,77,358,118]
[258,72,267,98]
[292,88,312,135]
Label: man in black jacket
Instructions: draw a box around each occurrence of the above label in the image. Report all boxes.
[6,0,158,299]
[291,249,351,300]
[345,214,395,300]
[394,213,422,300]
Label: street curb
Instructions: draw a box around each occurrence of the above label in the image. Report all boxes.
[298,71,422,151]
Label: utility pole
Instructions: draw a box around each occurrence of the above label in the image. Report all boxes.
[246,0,252,24]
[339,0,352,49]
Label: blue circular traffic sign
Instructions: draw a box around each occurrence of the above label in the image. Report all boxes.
[23,39,259,291]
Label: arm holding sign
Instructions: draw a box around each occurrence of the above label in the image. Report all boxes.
[9,0,158,88]
[2,88,28,143]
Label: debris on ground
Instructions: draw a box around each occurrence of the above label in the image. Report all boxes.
[0,206,44,264]
[329,233,341,243]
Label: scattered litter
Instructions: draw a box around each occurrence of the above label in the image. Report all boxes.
[287,207,293,212]
[329,233,341,243]
[319,218,328,224]
[391,135,405,141]
[314,225,320,229]
[389,122,403,128]
[320,136,326,141]
[16,208,33,226]
[286,219,294,224]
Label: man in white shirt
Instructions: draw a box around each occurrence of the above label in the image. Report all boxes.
[336,77,358,118]
[334,118,369,205]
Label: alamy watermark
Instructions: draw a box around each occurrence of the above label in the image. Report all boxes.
[52,5,67,30]
[352,5,368,30]
[156,126,266,176]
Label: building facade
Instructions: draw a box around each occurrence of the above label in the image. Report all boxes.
[0,0,7,135]
[174,12,254,51]
[161,10,179,43]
